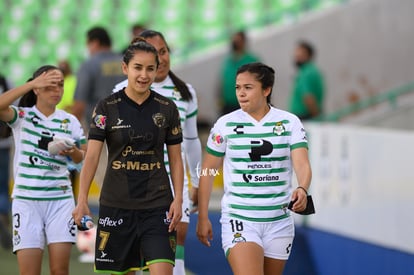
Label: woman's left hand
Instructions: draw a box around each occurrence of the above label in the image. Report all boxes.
[167,198,182,232]
[291,187,308,212]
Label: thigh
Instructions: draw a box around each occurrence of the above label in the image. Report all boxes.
[227,242,264,275]
[141,208,176,267]
[12,199,45,252]
[48,242,72,275]
[264,257,286,275]
[44,199,76,245]
[16,248,43,275]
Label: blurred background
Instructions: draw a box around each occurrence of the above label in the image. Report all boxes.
[1,0,414,274]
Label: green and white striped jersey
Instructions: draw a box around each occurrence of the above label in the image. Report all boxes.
[151,76,198,185]
[206,107,308,222]
[8,105,86,200]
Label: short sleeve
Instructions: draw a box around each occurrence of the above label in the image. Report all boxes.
[205,118,226,157]
[165,101,183,145]
[289,115,308,150]
[88,100,107,141]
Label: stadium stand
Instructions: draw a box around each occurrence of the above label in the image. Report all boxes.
[0,0,344,85]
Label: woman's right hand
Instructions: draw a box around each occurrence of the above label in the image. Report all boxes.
[31,70,62,89]
[72,202,91,227]
[196,217,213,247]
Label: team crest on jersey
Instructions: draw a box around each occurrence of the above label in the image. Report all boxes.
[171,126,182,135]
[94,115,106,130]
[13,230,21,246]
[60,119,69,132]
[172,89,182,101]
[169,235,177,253]
[18,108,25,118]
[232,233,246,243]
[152,113,166,128]
[211,133,223,146]
[273,121,285,136]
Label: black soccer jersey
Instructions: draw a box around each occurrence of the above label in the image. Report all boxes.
[89,89,183,210]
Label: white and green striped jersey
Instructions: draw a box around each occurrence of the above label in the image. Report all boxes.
[8,105,86,200]
[206,107,308,222]
[151,76,198,185]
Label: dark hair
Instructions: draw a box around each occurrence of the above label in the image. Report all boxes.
[298,40,315,59]
[123,36,159,68]
[87,26,111,47]
[234,30,247,42]
[18,65,62,107]
[139,30,193,101]
[236,62,275,104]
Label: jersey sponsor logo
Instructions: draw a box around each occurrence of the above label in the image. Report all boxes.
[273,121,285,135]
[112,160,161,171]
[232,233,246,243]
[152,113,166,128]
[122,146,154,157]
[94,115,106,130]
[154,96,170,105]
[38,132,54,151]
[31,114,41,125]
[128,130,154,142]
[249,139,273,161]
[171,126,182,135]
[211,133,224,146]
[106,97,122,105]
[301,128,307,140]
[98,217,124,227]
[247,163,271,169]
[242,174,279,183]
[111,118,131,130]
[29,155,61,171]
[233,125,244,134]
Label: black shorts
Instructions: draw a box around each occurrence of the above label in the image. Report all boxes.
[94,205,176,273]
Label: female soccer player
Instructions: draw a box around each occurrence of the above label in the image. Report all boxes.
[0,65,86,275]
[73,37,184,275]
[196,62,312,275]
[113,30,202,275]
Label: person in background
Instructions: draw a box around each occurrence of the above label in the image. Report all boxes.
[196,62,312,275]
[113,30,202,275]
[56,60,77,113]
[0,73,13,250]
[289,40,325,120]
[218,30,260,116]
[73,37,184,275]
[72,26,125,125]
[56,59,81,197]
[0,65,86,275]
[121,23,147,55]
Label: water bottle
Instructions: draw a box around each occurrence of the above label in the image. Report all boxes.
[78,215,94,231]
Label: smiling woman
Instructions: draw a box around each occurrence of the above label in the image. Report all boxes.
[72,37,184,275]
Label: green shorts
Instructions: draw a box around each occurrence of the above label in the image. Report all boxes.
[94,205,176,273]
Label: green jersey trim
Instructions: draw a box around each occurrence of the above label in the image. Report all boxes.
[291,142,308,150]
[232,181,287,187]
[229,212,290,222]
[230,192,286,199]
[206,147,225,157]
[14,195,72,201]
[18,173,68,181]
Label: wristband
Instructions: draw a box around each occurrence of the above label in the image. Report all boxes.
[296,186,308,195]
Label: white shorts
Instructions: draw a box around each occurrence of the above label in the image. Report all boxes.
[12,198,76,252]
[220,214,295,260]
[180,178,190,223]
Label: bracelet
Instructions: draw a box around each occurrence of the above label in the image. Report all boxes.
[296,186,308,195]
